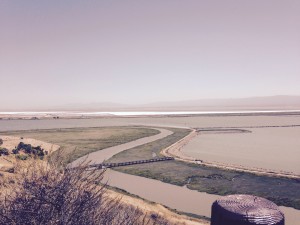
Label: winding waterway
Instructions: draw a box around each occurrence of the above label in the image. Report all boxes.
[73,128,173,165]
[1,118,299,224]
[72,127,300,225]
[103,170,299,225]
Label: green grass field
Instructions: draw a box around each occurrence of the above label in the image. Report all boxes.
[0,126,159,163]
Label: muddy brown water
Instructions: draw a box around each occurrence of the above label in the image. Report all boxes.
[72,128,173,165]
[182,127,300,174]
[103,169,299,225]
[1,114,300,131]
[1,116,300,224]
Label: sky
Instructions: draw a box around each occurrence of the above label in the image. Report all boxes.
[0,0,299,110]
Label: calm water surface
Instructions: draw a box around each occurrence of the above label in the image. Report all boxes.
[182,127,300,174]
[1,117,299,224]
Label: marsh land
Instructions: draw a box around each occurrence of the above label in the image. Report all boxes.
[0,111,299,224]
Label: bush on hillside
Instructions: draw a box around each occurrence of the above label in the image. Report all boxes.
[12,142,46,159]
[15,154,28,160]
[0,148,9,156]
[0,160,170,225]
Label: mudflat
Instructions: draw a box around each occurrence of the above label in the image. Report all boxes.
[182,127,300,174]
[1,113,300,131]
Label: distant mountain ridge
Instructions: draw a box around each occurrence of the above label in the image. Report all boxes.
[40,95,300,111]
[131,96,300,112]
[1,96,300,112]
[139,95,300,110]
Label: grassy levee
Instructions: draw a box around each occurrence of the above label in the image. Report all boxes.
[107,128,191,163]
[109,128,300,210]
[0,126,160,163]
[2,126,300,209]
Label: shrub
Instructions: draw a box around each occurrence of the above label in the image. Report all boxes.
[0,148,9,156]
[15,154,28,160]
[12,142,45,158]
[0,160,170,225]
[12,148,19,154]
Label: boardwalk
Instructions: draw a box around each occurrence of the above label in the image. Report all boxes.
[90,157,174,169]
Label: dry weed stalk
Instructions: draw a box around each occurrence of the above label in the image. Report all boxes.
[0,158,170,225]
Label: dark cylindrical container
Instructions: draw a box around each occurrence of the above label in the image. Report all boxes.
[211,194,284,225]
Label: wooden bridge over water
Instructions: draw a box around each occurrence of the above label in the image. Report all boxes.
[89,157,174,169]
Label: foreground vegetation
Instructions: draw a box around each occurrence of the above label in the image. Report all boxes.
[0,159,170,225]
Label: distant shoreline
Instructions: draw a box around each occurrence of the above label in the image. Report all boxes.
[1,109,300,119]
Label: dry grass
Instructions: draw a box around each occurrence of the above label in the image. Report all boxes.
[1,127,159,164]
[0,157,171,225]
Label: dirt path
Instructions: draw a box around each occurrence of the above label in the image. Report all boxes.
[161,129,197,161]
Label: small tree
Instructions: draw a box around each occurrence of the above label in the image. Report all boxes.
[0,138,3,146]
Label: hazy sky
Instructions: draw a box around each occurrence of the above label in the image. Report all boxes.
[0,0,299,109]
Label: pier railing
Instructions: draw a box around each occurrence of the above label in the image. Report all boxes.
[89,157,174,169]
